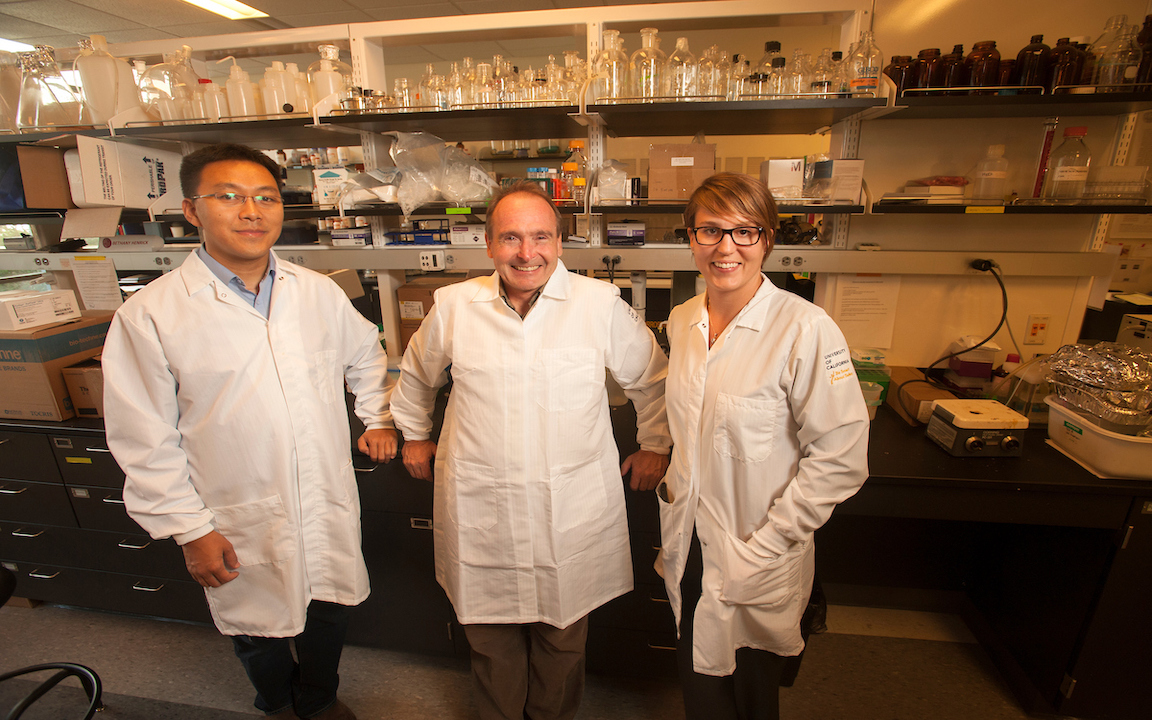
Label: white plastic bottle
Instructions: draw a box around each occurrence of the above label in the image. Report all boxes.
[200,77,228,122]
[970,144,1009,204]
[219,56,257,119]
[286,62,312,112]
[73,35,144,126]
[1041,127,1091,202]
[260,64,289,115]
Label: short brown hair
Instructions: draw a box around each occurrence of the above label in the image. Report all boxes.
[684,173,778,253]
[486,181,566,240]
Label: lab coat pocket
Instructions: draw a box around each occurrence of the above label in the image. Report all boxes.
[451,457,499,531]
[713,392,777,464]
[211,495,295,567]
[549,451,608,533]
[717,533,804,607]
[308,349,341,405]
[539,348,600,412]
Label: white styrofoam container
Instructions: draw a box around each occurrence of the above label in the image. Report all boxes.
[1045,396,1152,480]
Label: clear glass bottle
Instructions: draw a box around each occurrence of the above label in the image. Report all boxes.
[543,55,566,104]
[728,53,750,100]
[1095,24,1141,92]
[847,30,884,96]
[594,29,628,101]
[831,50,850,97]
[970,144,1009,204]
[16,46,85,130]
[418,63,447,110]
[491,55,514,107]
[446,61,468,108]
[308,44,352,105]
[139,50,197,121]
[808,48,835,98]
[630,27,666,100]
[1085,14,1129,85]
[563,50,585,102]
[667,37,698,98]
[0,50,20,132]
[767,56,788,99]
[697,45,726,98]
[473,62,497,107]
[754,41,783,76]
[1041,127,1091,202]
[393,77,411,109]
[785,49,808,97]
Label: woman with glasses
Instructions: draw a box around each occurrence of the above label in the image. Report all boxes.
[655,172,869,720]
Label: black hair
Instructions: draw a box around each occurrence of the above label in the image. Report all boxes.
[179,143,282,198]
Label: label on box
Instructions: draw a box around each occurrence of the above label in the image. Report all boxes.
[671,156,696,167]
[399,301,426,320]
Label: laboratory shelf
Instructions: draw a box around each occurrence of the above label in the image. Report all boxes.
[887,91,1152,120]
[587,98,887,137]
[114,116,364,150]
[591,202,864,214]
[323,106,587,143]
[871,202,1152,214]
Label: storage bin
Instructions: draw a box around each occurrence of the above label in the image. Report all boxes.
[1045,396,1152,480]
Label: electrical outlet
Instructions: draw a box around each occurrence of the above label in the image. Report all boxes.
[419,250,445,272]
[1025,314,1050,345]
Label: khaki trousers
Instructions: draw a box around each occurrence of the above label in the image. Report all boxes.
[463,617,589,720]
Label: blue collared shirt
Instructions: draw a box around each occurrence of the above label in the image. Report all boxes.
[196,245,276,318]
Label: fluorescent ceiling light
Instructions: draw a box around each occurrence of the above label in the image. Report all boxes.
[179,0,269,20]
[0,38,35,53]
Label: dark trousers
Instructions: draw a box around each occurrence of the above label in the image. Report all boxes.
[677,533,787,720]
[463,618,589,720]
[232,600,351,718]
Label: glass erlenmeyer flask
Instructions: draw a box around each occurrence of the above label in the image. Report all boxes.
[16,46,85,130]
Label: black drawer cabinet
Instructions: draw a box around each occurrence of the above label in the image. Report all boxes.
[4,561,210,623]
[349,509,459,656]
[0,479,79,527]
[0,430,62,483]
[354,456,434,515]
[66,484,139,534]
[49,435,124,489]
[0,522,186,580]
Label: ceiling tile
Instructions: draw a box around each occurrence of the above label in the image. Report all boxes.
[451,0,555,14]
[363,4,459,21]
[100,28,180,44]
[0,13,60,39]
[0,0,145,32]
[78,0,221,24]
[247,0,357,14]
[278,11,377,27]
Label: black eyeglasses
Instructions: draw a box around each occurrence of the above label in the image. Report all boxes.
[190,192,283,207]
[689,226,764,246]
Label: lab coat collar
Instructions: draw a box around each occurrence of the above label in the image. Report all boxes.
[180,247,297,298]
[692,273,776,335]
[471,258,572,304]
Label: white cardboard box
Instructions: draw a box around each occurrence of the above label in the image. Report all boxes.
[313,167,350,207]
[67,135,183,209]
[450,224,486,246]
[761,158,805,198]
[0,290,82,331]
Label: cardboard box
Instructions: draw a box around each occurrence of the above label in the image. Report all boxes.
[0,144,76,211]
[66,135,182,209]
[0,289,82,331]
[396,277,464,322]
[399,320,422,352]
[885,366,958,426]
[0,312,114,422]
[323,269,365,300]
[761,158,806,198]
[648,144,716,200]
[313,167,350,207]
[62,356,104,418]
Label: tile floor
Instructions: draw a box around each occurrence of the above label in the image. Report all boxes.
[0,601,1074,720]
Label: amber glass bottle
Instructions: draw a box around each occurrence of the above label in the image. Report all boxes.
[911,48,943,91]
[1014,34,1052,93]
[940,44,969,95]
[967,40,1001,94]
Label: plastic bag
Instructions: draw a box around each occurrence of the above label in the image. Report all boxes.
[597,159,629,203]
[387,131,446,218]
[441,145,498,204]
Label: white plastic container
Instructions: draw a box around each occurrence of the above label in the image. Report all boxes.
[1045,396,1152,480]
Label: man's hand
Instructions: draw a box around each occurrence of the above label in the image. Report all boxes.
[402,440,438,482]
[182,530,240,588]
[358,428,398,463]
[621,450,670,491]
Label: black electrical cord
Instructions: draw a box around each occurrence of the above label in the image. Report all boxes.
[894,260,1009,420]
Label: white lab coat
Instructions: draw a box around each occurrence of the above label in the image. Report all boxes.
[102,250,392,637]
[390,262,670,627]
[657,277,869,675]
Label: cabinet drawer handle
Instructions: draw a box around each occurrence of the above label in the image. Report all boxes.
[101,496,126,505]
[0,438,8,445]
[132,581,164,592]
[354,465,378,473]
[410,518,433,530]
[84,447,112,453]
[647,643,676,652]
[29,569,59,580]
[0,486,27,495]
[11,528,45,538]
[118,539,151,550]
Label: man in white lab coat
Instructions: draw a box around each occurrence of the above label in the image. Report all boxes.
[102,143,396,720]
[390,181,671,720]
